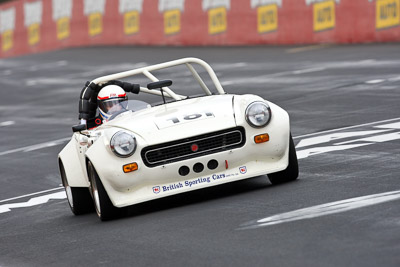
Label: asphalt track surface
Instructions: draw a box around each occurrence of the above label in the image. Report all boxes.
[0,44,399,266]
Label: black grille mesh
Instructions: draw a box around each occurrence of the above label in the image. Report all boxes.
[141,127,246,167]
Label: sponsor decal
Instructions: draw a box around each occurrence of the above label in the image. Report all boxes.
[162,182,184,191]
[202,0,230,34]
[24,1,43,46]
[84,0,106,37]
[119,0,143,35]
[239,166,247,174]
[52,0,72,40]
[152,170,246,194]
[159,0,185,35]
[374,0,400,29]
[306,0,339,32]
[0,7,15,52]
[153,186,161,194]
[251,0,282,33]
[185,177,211,188]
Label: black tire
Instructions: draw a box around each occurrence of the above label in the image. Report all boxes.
[59,161,94,215]
[267,134,299,185]
[87,161,121,221]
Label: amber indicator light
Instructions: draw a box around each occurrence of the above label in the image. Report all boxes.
[123,162,138,173]
[254,133,269,144]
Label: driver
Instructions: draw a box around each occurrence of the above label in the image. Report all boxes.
[97,84,128,123]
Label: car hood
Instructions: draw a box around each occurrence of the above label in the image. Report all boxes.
[104,95,237,144]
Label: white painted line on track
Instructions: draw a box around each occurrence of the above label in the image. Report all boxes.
[335,131,400,145]
[0,187,64,204]
[0,137,70,156]
[221,80,235,86]
[237,118,400,229]
[375,121,400,129]
[27,60,68,72]
[388,76,400,81]
[358,59,376,64]
[238,190,400,230]
[292,67,326,74]
[0,121,15,127]
[366,79,385,84]
[285,44,330,54]
[0,191,66,214]
[295,118,400,159]
[231,62,248,67]
[295,129,390,148]
[293,117,400,139]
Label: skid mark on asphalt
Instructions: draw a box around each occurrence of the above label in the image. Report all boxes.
[0,118,399,215]
[238,191,400,230]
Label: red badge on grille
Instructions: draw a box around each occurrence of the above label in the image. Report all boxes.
[191,144,199,152]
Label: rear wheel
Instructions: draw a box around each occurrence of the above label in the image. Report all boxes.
[268,134,299,185]
[87,161,121,221]
[59,161,94,215]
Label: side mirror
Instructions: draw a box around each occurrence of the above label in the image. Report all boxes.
[72,124,87,133]
[147,80,173,105]
[147,80,172,90]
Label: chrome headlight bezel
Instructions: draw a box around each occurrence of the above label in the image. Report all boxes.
[245,101,272,128]
[110,131,137,157]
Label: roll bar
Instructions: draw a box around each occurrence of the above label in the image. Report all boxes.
[91,57,226,101]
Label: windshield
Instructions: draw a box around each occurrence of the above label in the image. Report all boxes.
[107,99,150,121]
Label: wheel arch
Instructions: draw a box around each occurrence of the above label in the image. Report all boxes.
[58,138,90,187]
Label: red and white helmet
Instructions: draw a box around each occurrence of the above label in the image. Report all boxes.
[97,85,128,121]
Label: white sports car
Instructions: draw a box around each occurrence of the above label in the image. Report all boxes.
[58,58,298,220]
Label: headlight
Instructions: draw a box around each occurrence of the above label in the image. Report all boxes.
[110,131,136,157]
[245,101,271,128]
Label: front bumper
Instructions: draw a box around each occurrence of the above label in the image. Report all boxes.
[86,113,290,208]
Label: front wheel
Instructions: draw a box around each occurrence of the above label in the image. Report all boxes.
[87,161,121,221]
[267,134,299,185]
[59,161,94,215]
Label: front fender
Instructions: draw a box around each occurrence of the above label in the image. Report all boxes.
[58,136,90,187]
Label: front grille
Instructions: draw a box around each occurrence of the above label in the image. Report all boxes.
[141,127,246,167]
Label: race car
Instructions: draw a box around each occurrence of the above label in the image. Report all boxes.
[58,57,298,220]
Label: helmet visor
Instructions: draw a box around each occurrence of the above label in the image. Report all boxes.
[98,98,128,116]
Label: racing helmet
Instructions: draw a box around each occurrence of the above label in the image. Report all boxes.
[97,85,128,121]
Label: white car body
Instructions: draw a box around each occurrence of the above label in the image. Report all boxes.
[58,58,297,220]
